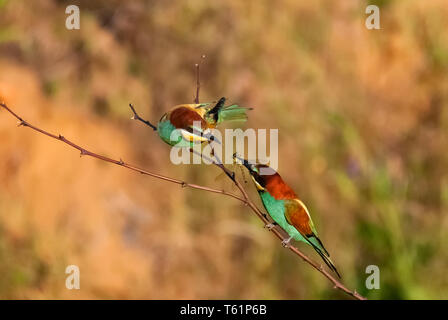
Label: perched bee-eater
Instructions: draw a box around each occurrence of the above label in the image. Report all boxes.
[157,97,250,148]
[235,154,341,278]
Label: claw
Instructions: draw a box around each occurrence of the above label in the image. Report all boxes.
[264,223,276,231]
[281,236,293,248]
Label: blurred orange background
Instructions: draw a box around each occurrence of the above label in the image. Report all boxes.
[0,0,447,299]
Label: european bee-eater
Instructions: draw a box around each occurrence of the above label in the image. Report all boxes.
[235,155,341,278]
[157,97,250,148]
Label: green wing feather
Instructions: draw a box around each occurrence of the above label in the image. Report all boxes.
[283,199,341,278]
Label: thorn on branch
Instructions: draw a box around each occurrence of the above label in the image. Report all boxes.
[118,158,124,165]
[181,181,187,188]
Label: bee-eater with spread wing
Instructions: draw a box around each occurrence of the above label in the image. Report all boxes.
[157,97,250,148]
[234,154,341,278]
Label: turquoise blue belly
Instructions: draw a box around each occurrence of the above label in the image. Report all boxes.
[260,191,306,242]
[157,120,193,147]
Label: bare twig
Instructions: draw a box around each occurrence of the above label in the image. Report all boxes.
[129,103,157,131]
[194,63,200,104]
[0,102,242,201]
[0,102,366,300]
[194,54,206,104]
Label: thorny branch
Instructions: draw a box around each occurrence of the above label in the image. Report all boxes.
[0,101,366,300]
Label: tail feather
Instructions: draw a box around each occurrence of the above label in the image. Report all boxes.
[305,235,341,278]
[308,235,330,257]
[315,247,341,279]
[217,105,251,123]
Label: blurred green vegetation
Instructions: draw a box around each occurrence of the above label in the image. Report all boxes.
[0,0,447,299]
